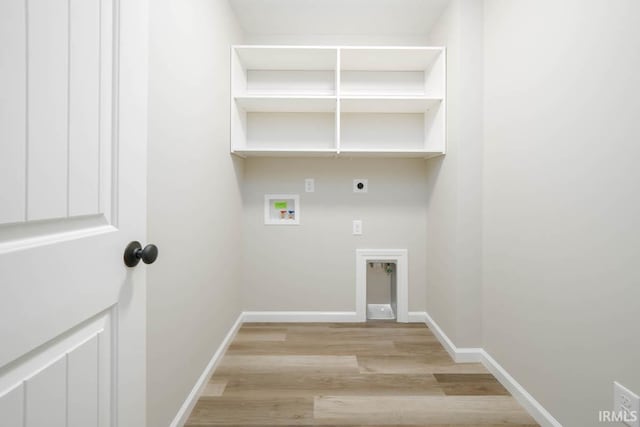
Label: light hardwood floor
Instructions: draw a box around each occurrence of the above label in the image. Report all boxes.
[185,322,538,426]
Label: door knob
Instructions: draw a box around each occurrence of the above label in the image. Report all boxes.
[124,241,159,267]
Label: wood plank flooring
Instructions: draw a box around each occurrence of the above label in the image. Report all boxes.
[185,322,538,426]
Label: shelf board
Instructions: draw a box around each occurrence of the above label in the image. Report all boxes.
[236,96,440,113]
[232,148,338,158]
[235,96,337,112]
[341,47,443,71]
[340,148,444,158]
[231,147,445,158]
[340,97,442,113]
[235,46,337,70]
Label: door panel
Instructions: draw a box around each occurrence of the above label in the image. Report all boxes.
[0,385,23,426]
[0,0,113,226]
[69,0,102,217]
[27,0,70,221]
[0,227,120,367]
[0,0,147,425]
[0,0,116,367]
[0,312,111,427]
[0,0,27,224]
[25,357,67,427]
[67,334,100,427]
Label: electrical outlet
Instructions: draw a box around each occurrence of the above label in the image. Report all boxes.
[352,220,362,235]
[305,178,315,193]
[614,382,640,427]
[353,179,368,193]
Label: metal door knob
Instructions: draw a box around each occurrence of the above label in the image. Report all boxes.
[124,241,159,267]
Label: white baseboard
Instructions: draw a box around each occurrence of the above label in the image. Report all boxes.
[420,310,562,427]
[170,312,244,427]
[479,350,562,427]
[421,311,482,363]
[242,311,359,323]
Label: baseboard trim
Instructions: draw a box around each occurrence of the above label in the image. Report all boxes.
[421,311,482,363]
[479,349,562,427]
[242,311,359,323]
[170,312,244,427]
[420,310,562,427]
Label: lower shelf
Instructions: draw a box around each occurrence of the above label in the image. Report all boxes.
[340,149,444,158]
[231,148,445,158]
[232,148,337,157]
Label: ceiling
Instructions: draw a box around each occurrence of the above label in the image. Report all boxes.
[228,0,450,38]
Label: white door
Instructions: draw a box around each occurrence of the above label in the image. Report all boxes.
[0,0,149,426]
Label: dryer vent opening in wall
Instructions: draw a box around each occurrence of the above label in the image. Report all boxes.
[366,262,397,320]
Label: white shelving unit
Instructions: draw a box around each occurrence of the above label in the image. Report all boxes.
[231,46,446,158]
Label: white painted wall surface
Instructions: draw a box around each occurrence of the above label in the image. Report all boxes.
[425,0,484,347]
[243,34,430,46]
[242,158,427,313]
[230,0,448,44]
[243,31,430,46]
[483,1,640,425]
[147,1,243,426]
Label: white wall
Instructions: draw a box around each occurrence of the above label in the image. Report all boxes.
[242,158,427,313]
[244,34,429,46]
[230,0,449,47]
[425,0,484,347]
[243,30,429,46]
[483,0,640,425]
[146,1,243,426]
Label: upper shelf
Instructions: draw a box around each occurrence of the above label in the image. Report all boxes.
[235,95,440,114]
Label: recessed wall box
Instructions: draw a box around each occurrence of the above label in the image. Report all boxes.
[264,194,300,225]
